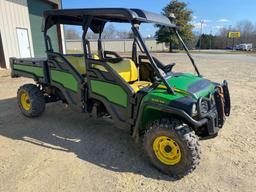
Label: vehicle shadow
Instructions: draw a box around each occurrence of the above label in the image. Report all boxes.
[0,97,177,181]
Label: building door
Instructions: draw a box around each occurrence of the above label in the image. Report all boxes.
[0,31,6,68]
[17,28,31,58]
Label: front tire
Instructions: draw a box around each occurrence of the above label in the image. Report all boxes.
[143,118,200,178]
[17,84,45,117]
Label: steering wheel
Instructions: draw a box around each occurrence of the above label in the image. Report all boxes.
[163,63,176,73]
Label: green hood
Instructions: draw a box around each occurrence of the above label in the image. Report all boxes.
[166,73,215,99]
[145,73,215,107]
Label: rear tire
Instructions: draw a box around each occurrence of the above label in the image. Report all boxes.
[17,84,45,117]
[143,118,200,178]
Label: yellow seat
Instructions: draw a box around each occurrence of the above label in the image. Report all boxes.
[92,57,137,82]
[92,54,152,92]
[72,54,152,92]
[130,81,152,92]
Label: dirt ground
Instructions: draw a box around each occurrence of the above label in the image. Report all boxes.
[0,53,256,192]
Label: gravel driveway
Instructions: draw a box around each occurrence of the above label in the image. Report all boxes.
[0,53,255,192]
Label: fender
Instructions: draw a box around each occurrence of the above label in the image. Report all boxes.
[132,101,208,139]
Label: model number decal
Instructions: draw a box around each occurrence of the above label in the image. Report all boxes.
[151,98,166,104]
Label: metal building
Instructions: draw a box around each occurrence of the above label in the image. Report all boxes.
[0,0,64,69]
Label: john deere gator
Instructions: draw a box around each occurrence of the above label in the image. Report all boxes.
[10,8,231,178]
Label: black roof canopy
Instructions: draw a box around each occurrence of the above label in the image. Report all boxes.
[42,8,176,33]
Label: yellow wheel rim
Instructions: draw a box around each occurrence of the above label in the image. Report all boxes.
[20,92,31,111]
[153,136,181,165]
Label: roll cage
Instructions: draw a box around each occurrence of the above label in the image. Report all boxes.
[42,8,201,95]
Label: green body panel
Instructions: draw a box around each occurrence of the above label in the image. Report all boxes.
[144,89,185,105]
[139,73,216,129]
[27,0,59,57]
[90,80,128,107]
[13,64,44,77]
[139,90,185,129]
[142,73,215,105]
[50,70,78,92]
[166,73,215,99]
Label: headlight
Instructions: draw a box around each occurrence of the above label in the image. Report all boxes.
[191,103,198,116]
[200,100,209,114]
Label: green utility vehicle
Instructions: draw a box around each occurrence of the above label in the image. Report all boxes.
[10,8,231,178]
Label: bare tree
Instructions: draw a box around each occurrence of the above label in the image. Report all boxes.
[237,20,254,33]
[86,30,99,39]
[92,24,134,39]
[236,20,256,43]
[102,24,117,39]
[64,23,134,41]
[64,28,81,40]
[213,20,256,49]
[116,31,134,39]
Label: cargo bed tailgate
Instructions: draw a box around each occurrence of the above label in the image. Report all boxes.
[10,57,49,84]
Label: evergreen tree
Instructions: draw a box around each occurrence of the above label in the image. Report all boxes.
[155,0,194,52]
[196,34,215,49]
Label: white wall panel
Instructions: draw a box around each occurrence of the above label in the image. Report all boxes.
[0,0,34,68]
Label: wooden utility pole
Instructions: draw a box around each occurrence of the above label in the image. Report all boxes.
[199,20,204,50]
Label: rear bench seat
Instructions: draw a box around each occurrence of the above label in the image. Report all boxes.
[64,54,152,92]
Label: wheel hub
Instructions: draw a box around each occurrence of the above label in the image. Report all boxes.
[21,92,31,111]
[153,136,181,165]
[164,145,172,153]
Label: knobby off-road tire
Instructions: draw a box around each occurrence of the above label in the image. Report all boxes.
[17,84,45,117]
[143,118,200,178]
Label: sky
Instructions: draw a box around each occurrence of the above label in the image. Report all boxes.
[62,0,256,36]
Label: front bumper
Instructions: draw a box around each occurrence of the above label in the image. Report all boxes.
[198,80,231,136]
[214,80,231,127]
